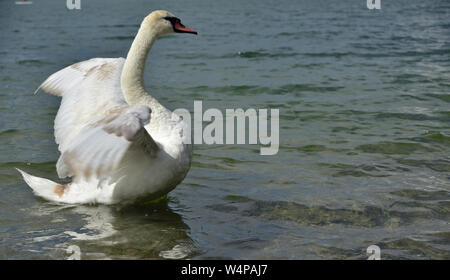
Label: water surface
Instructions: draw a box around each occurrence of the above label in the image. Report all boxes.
[0,0,449,259]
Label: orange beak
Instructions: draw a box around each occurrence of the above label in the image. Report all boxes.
[173,21,197,35]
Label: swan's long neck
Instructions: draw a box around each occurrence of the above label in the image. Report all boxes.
[121,23,158,105]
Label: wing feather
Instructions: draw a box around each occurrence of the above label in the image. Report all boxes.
[61,105,157,179]
[36,58,135,178]
[37,58,161,179]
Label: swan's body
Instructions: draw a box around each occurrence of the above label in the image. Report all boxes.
[17,11,197,204]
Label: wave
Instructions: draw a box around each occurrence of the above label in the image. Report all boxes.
[356,142,435,155]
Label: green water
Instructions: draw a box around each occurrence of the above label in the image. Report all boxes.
[0,0,449,259]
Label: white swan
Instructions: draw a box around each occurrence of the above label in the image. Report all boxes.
[17,10,197,204]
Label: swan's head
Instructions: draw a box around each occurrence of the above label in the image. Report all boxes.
[143,10,197,37]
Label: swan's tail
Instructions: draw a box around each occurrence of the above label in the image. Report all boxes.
[16,168,65,201]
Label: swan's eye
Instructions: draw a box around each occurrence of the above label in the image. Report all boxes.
[163,16,179,25]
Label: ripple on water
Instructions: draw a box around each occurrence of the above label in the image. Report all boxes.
[375,112,442,121]
[390,189,450,201]
[316,162,395,178]
[425,94,450,103]
[0,129,19,137]
[186,84,344,97]
[397,159,450,173]
[236,50,298,59]
[379,237,450,260]
[356,142,435,155]
[214,195,448,228]
[103,36,135,41]
[404,131,450,145]
[16,60,52,66]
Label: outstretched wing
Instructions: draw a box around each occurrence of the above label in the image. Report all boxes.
[37,58,127,152]
[61,105,158,179]
[36,58,158,178]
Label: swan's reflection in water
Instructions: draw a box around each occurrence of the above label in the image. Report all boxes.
[30,199,196,259]
[64,205,117,241]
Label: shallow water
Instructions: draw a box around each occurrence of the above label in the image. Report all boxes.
[0,0,449,259]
